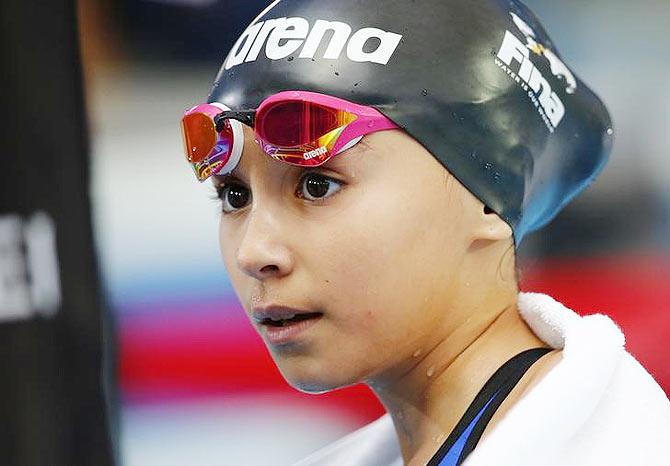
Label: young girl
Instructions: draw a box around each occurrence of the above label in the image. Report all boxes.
[180,1,670,464]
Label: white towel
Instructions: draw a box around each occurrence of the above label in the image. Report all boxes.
[293,292,670,466]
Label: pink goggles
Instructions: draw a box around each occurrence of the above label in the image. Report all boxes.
[181,91,400,181]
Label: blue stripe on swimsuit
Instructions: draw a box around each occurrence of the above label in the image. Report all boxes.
[438,390,499,466]
[426,347,552,466]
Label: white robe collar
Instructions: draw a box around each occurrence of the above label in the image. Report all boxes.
[463,292,626,465]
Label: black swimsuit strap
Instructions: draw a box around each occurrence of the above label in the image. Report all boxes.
[427,347,553,466]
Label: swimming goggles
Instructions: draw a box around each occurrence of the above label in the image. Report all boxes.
[180,91,400,182]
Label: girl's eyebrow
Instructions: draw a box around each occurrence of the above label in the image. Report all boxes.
[322,139,374,168]
[213,172,243,186]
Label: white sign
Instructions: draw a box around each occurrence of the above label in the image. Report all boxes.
[0,212,61,323]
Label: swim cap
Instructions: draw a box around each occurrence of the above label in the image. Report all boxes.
[207,0,613,244]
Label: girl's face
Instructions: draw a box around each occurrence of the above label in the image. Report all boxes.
[217,125,482,393]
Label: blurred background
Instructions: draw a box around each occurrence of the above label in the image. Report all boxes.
[74,0,669,464]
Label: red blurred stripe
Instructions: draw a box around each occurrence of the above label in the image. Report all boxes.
[119,301,386,421]
[119,254,670,423]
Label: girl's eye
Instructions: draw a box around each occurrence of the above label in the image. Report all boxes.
[217,183,251,213]
[299,173,342,201]
[216,174,341,214]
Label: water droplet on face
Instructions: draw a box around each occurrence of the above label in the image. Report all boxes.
[421,89,428,96]
[426,366,435,377]
[413,349,422,358]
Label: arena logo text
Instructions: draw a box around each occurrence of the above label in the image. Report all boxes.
[303,146,328,160]
[225,17,403,70]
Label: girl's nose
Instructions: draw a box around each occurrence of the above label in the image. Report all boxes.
[235,207,293,281]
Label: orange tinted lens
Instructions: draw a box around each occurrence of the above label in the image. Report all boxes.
[182,112,217,163]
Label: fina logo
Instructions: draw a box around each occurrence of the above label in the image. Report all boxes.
[225,16,403,70]
[510,12,577,95]
[495,12,575,133]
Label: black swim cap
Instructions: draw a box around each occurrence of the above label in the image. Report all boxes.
[207,0,613,244]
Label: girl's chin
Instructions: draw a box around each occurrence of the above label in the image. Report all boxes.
[271,350,367,393]
[290,381,337,395]
[281,370,357,395]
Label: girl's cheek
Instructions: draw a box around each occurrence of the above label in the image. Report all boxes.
[355,304,389,337]
[362,308,377,327]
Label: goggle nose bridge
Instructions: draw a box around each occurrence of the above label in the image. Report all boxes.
[214,110,256,132]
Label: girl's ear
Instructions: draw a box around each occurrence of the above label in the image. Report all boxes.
[471,204,514,242]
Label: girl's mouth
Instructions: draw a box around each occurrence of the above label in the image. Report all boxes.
[260,312,323,344]
[261,312,323,327]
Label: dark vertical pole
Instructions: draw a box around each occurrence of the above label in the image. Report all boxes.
[0,1,117,465]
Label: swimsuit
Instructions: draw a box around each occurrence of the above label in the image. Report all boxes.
[427,347,552,466]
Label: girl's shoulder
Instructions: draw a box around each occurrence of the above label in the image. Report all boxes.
[465,292,670,466]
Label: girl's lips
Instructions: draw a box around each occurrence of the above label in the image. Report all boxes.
[262,313,323,345]
[252,305,319,323]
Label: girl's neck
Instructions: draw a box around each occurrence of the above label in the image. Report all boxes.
[366,292,549,465]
